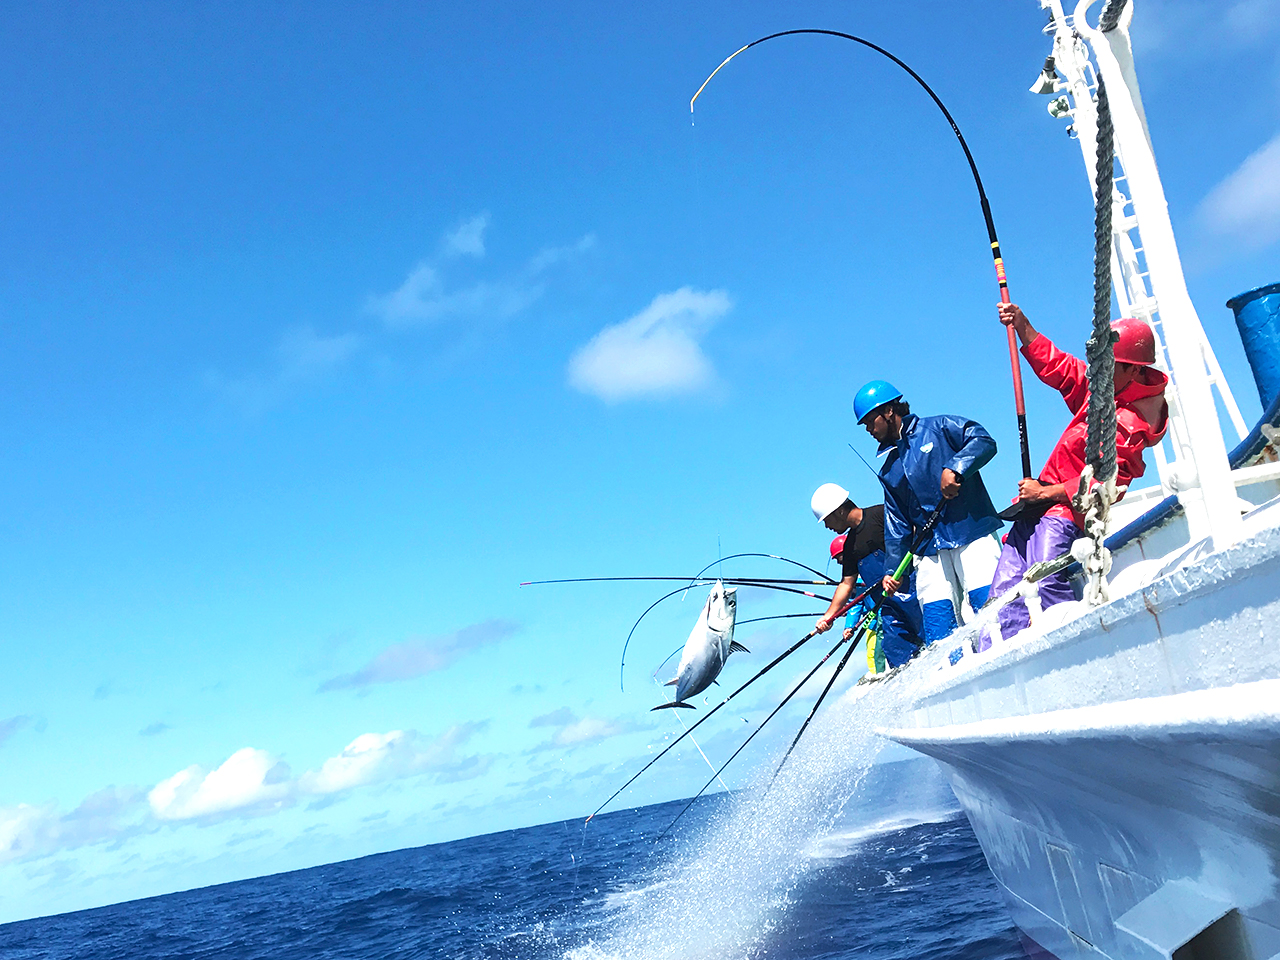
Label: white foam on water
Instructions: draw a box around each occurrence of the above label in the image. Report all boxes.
[575,642,953,960]
[803,807,963,860]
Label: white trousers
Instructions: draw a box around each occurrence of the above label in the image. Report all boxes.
[915,535,1002,641]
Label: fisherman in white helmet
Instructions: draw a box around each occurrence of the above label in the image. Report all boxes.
[810,483,925,669]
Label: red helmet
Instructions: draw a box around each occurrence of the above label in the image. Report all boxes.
[829,534,847,560]
[1112,318,1156,366]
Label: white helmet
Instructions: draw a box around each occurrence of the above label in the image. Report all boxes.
[811,483,850,521]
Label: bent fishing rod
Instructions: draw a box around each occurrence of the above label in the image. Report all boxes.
[688,552,834,584]
[658,500,948,837]
[521,575,835,588]
[585,586,881,824]
[618,581,834,692]
[694,29,1033,479]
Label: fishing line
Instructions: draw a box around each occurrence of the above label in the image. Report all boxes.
[657,501,949,835]
[692,29,1033,478]
[672,710,730,794]
[587,583,879,823]
[652,643,685,679]
[847,442,893,497]
[657,628,856,840]
[768,621,871,786]
[771,499,949,773]
[653,611,829,678]
[620,582,832,691]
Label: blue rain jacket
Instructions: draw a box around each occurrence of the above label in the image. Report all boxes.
[879,413,1001,571]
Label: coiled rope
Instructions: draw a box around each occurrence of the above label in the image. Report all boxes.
[1076,0,1128,605]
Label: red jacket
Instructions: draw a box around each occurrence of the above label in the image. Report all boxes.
[1023,333,1169,528]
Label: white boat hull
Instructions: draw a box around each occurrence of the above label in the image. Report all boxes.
[884,517,1280,960]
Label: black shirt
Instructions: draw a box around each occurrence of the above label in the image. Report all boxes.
[841,504,887,581]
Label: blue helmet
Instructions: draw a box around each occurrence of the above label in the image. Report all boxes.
[853,380,903,424]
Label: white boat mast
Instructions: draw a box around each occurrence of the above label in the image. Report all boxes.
[1034,0,1245,549]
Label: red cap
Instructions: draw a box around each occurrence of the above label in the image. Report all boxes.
[829,534,847,560]
[1112,318,1156,366]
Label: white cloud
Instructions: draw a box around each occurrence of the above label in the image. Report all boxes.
[0,804,59,864]
[206,326,363,413]
[552,717,626,746]
[1198,132,1280,249]
[366,265,540,329]
[528,233,597,274]
[276,326,363,380]
[148,748,291,822]
[367,217,594,329]
[300,723,490,794]
[0,715,30,746]
[445,213,489,258]
[527,708,643,750]
[319,619,518,691]
[0,788,143,864]
[567,287,731,402]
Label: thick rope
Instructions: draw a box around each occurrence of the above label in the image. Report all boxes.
[1098,0,1128,33]
[1076,74,1119,605]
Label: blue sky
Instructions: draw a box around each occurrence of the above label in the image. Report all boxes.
[1,0,1278,923]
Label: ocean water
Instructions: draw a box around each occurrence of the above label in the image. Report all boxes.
[1,648,1027,960]
[0,770,1024,960]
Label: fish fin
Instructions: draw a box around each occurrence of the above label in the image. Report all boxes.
[729,641,750,654]
[663,678,678,687]
[650,701,696,711]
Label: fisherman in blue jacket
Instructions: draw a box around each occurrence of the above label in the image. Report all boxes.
[853,380,1003,643]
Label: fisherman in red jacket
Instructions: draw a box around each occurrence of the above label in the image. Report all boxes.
[987,303,1169,643]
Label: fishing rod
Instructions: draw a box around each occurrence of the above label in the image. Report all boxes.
[771,499,949,778]
[658,501,949,836]
[650,609,829,675]
[521,575,832,587]
[620,582,833,691]
[656,623,865,840]
[693,29,1033,479]
[737,611,827,626]
[767,630,867,787]
[688,553,836,585]
[848,443,892,496]
[586,586,880,823]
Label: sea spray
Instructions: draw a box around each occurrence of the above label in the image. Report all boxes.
[574,641,953,960]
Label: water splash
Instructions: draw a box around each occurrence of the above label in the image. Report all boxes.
[574,642,951,960]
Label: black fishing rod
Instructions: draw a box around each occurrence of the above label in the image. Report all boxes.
[768,629,867,786]
[737,611,827,626]
[620,582,833,691]
[656,620,870,840]
[688,553,836,585]
[771,499,949,778]
[651,608,828,676]
[586,586,881,823]
[848,443,892,495]
[693,29,1033,479]
[521,575,833,587]
[657,501,948,836]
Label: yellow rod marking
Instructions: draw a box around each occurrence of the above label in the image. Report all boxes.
[690,44,752,112]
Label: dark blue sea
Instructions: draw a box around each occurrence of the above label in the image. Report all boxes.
[0,760,1026,960]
